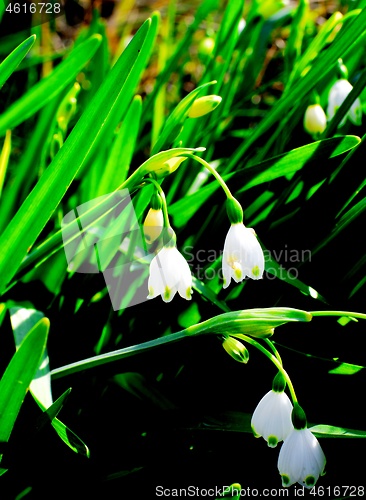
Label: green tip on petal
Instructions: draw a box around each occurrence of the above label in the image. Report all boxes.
[267,435,278,448]
[234,267,242,280]
[251,425,261,438]
[252,265,260,277]
[281,474,291,487]
[186,288,192,299]
[305,475,316,487]
[164,286,171,301]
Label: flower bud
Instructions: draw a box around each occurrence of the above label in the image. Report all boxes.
[198,37,215,58]
[222,336,249,363]
[145,157,187,178]
[304,104,327,135]
[143,208,164,244]
[57,82,81,135]
[188,95,222,118]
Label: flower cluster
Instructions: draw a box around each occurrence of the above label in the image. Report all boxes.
[143,191,264,303]
[251,376,326,489]
[304,59,362,136]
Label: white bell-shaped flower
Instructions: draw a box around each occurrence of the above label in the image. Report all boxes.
[278,428,326,488]
[327,79,362,126]
[303,104,327,135]
[222,223,264,288]
[251,390,293,448]
[147,246,192,302]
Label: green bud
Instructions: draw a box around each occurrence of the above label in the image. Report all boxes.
[337,58,348,80]
[198,37,215,58]
[226,197,243,224]
[292,403,307,430]
[57,82,81,135]
[188,95,222,118]
[272,371,286,392]
[222,336,249,363]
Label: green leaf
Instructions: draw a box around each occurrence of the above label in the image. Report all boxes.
[10,307,52,408]
[51,418,90,457]
[95,95,143,197]
[0,34,36,90]
[169,136,359,228]
[239,135,361,191]
[0,35,102,135]
[328,362,364,375]
[0,15,157,296]
[264,252,327,303]
[0,318,49,447]
[35,388,72,430]
[309,424,366,438]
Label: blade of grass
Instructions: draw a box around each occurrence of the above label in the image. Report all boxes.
[0,318,49,452]
[0,34,36,90]
[0,15,158,296]
[0,35,102,135]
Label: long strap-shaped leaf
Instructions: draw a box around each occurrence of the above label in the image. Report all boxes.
[0,15,158,296]
[0,319,49,448]
[0,35,102,135]
[0,34,36,90]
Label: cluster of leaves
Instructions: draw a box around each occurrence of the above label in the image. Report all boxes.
[0,0,365,497]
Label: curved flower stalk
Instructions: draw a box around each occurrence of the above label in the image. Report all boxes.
[182,155,265,289]
[251,373,293,448]
[222,223,264,287]
[278,404,326,488]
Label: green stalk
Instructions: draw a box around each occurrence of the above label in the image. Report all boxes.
[235,334,298,404]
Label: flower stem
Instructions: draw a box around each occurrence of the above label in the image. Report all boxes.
[186,154,234,200]
[234,334,298,403]
[310,310,366,321]
[264,338,283,365]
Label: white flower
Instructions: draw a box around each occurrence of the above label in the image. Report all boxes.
[222,223,264,288]
[327,79,362,126]
[278,428,326,488]
[147,246,192,302]
[251,390,293,448]
[303,104,327,135]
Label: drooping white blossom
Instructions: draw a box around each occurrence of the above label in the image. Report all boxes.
[222,223,264,288]
[251,390,293,448]
[147,246,192,302]
[327,79,362,126]
[278,428,326,488]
